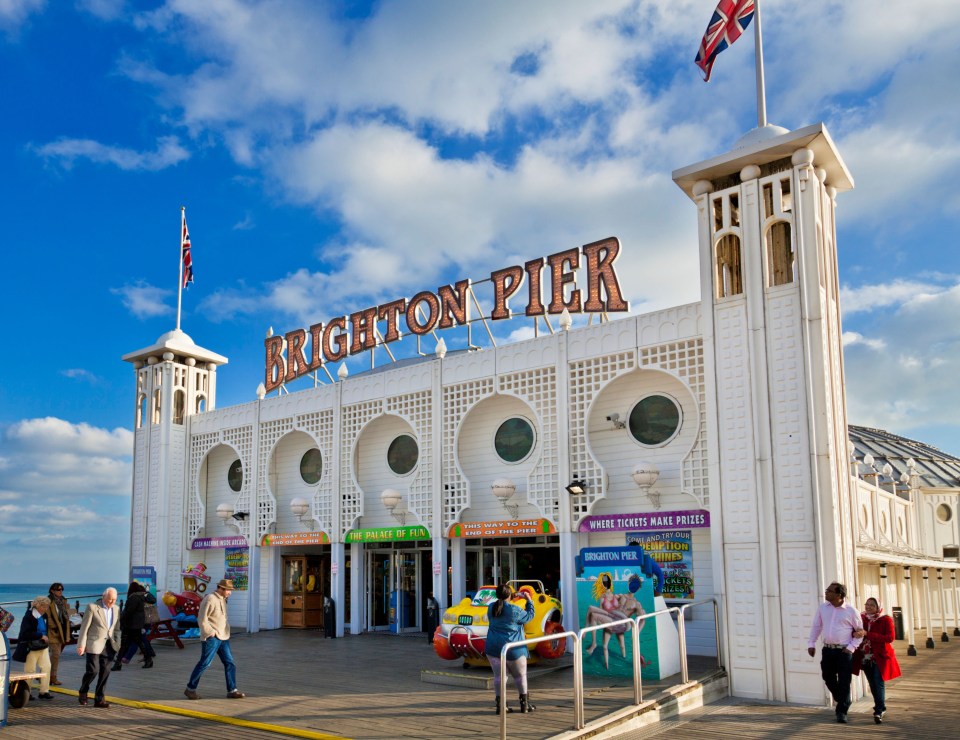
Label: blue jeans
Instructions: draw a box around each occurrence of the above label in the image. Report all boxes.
[187,637,237,692]
[861,659,886,714]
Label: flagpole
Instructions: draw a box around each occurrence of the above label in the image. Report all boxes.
[176,206,185,331]
[753,0,768,128]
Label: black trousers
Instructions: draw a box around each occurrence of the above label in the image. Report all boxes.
[79,647,115,701]
[820,646,853,715]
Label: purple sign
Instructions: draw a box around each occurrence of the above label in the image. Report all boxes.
[191,535,248,550]
[578,509,710,533]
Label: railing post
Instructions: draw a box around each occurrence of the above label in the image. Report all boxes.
[677,608,689,683]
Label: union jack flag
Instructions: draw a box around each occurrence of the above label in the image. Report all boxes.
[695,0,755,82]
[181,211,194,289]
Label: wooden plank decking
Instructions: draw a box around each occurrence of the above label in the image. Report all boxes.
[2,628,955,739]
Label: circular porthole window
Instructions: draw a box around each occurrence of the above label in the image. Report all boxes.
[628,394,682,447]
[227,459,243,492]
[937,504,953,523]
[387,434,419,476]
[494,417,535,463]
[300,448,323,485]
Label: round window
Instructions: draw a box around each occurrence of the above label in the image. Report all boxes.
[387,434,419,476]
[937,504,953,523]
[300,448,323,485]
[227,459,243,492]
[494,417,535,463]
[628,395,682,447]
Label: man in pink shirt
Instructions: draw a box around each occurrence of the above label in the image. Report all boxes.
[808,582,864,724]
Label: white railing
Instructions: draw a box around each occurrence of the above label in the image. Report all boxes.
[497,597,722,739]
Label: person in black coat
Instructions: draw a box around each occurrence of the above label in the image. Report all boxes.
[112,582,157,670]
[13,596,55,700]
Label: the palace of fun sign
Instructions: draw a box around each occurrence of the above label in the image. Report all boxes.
[264,237,629,392]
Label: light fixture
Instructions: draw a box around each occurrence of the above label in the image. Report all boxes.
[231,511,249,521]
[559,308,573,331]
[338,363,349,381]
[631,462,662,509]
[216,503,235,522]
[290,497,312,528]
[565,479,587,496]
[491,478,519,518]
[605,412,626,430]
[381,488,406,526]
[436,337,447,358]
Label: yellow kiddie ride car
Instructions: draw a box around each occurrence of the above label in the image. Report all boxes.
[433,580,566,667]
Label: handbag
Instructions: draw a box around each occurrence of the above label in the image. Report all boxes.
[28,638,48,651]
[0,606,13,633]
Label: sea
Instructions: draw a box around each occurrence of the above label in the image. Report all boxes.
[0,582,128,641]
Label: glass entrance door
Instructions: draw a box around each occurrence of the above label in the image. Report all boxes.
[471,546,517,588]
[393,550,420,632]
[368,551,391,631]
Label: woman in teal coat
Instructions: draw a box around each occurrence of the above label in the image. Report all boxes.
[484,584,535,715]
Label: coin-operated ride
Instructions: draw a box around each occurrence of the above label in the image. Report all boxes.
[433,580,566,667]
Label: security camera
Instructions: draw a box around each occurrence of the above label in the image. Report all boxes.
[606,413,626,429]
[606,413,619,423]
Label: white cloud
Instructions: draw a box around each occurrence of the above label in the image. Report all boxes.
[840,279,946,315]
[112,281,173,319]
[0,0,44,32]
[33,135,190,171]
[61,368,100,383]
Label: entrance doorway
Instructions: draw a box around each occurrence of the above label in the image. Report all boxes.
[366,548,423,633]
[465,538,560,598]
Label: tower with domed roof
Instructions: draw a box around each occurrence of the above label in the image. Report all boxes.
[123,329,227,593]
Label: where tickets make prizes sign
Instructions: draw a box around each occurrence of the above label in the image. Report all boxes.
[577,547,680,680]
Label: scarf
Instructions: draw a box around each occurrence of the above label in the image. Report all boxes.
[861,606,883,660]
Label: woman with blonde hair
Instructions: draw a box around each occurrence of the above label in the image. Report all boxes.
[13,596,55,700]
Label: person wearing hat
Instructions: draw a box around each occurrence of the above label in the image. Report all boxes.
[183,579,245,700]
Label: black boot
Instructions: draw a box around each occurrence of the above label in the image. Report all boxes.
[495,695,500,715]
[111,661,122,672]
[519,693,535,713]
[143,658,154,669]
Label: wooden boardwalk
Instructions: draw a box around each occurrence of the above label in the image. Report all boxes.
[2,629,955,739]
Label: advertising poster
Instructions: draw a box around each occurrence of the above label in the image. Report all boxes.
[224,547,249,591]
[626,530,694,600]
[576,547,658,679]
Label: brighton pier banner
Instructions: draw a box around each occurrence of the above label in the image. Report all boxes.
[264,236,630,392]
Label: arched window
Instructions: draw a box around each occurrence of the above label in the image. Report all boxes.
[766,221,794,286]
[715,234,743,298]
[196,395,206,414]
[173,390,185,425]
[136,394,147,430]
[152,389,162,425]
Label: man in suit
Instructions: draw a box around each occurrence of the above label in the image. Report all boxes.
[76,587,121,708]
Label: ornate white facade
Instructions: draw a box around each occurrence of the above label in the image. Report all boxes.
[124,124,960,706]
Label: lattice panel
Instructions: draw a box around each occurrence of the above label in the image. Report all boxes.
[256,418,293,539]
[296,410,335,536]
[386,391,434,530]
[341,400,384,537]
[499,367,560,523]
[640,339,708,507]
[569,351,636,524]
[442,378,495,529]
[187,431,223,539]
[131,430,148,564]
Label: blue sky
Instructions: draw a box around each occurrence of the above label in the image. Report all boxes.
[1,0,958,584]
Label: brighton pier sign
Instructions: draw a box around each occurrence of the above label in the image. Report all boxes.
[264,236,630,392]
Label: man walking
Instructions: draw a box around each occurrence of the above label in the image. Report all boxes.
[76,587,121,708]
[184,578,245,700]
[808,582,863,724]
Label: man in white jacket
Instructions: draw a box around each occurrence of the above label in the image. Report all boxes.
[183,579,245,700]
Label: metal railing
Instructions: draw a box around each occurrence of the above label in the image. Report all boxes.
[497,597,722,739]
[0,593,117,642]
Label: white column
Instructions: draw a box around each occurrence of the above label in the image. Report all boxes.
[350,541,362,635]
[450,538,466,605]
[331,542,346,637]
[952,570,960,637]
[922,567,935,649]
[432,536,448,611]
[904,567,917,656]
[937,568,949,642]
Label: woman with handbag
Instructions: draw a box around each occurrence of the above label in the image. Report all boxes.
[46,582,71,685]
[13,596,55,701]
[852,597,901,724]
[113,581,157,670]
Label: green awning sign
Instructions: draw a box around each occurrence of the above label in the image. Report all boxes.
[345,526,431,543]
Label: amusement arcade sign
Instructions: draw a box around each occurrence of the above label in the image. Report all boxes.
[264,237,629,392]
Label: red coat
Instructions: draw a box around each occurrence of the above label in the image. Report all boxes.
[852,613,902,681]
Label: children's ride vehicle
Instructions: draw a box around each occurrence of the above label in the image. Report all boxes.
[433,580,566,667]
